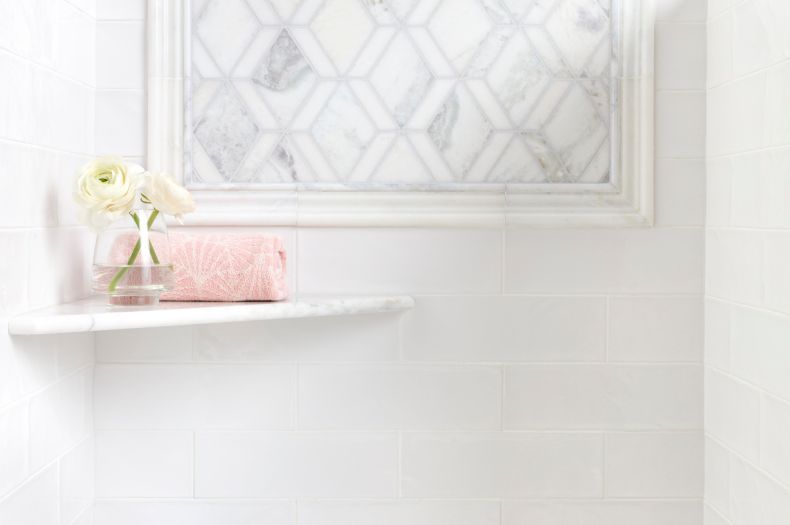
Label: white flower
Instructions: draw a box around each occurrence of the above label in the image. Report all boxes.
[74,156,144,230]
[142,172,195,222]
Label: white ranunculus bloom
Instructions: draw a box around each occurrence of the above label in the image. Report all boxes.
[74,156,144,230]
[142,172,196,222]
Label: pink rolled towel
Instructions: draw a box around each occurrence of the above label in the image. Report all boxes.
[162,233,288,302]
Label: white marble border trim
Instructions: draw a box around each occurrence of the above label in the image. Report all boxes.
[148,0,654,227]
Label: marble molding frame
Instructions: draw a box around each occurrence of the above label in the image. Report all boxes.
[147,0,655,227]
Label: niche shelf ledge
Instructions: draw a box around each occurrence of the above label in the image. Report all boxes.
[8,296,415,336]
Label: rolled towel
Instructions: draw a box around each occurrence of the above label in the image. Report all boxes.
[161,233,288,302]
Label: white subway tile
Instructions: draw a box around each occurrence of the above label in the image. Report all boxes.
[757,148,790,229]
[505,229,703,294]
[97,0,146,20]
[704,369,760,462]
[0,139,60,228]
[70,507,94,525]
[56,0,95,84]
[707,73,766,157]
[655,91,706,158]
[95,430,193,498]
[502,500,702,525]
[764,232,790,315]
[95,364,296,430]
[655,0,707,21]
[608,296,703,362]
[59,438,93,525]
[730,456,790,525]
[656,23,707,90]
[605,432,703,498]
[401,432,603,498]
[732,0,785,76]
[299,364,501,430]
[707,7,733,88]
[729,152,764,228]
[705,298,732,372]
[94,500,294,525]
[766,62,790,148]
[0,467,59,525]
[96,327,193,363]
[96,22,145,89]
[504,364,702,430]
[704,505,730,525]
[655,158,706,227]
[26,228,93,309]
[706,157,732,227]
[195,431,398,497]
[705,437,731,521]
[0,403,28,498]
[95,90,146,156]
[705,230,763,305]
[299,500,500,525]
[29,368,92,471]
[297,229,502,294]
[761,394,790,488]
[707,0,733,19]
[194,314,399,362]
[0,327,59,407]
[0,232,30,317]
[56,333,94,377]
[731,306,790,401]
[67,0,95,15]
[0,1,57,65]
[401,296,606,362]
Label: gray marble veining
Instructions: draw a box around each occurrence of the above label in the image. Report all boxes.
[187,0,618,186]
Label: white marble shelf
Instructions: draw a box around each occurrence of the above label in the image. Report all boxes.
[8,296,415,336]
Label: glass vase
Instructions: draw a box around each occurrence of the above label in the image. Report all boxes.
[91,205,174,306]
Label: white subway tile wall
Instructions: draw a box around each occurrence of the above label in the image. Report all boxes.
[0,0,712,523]
[0,0,96,524]
[705,0,790,523]
[87,0,707,523]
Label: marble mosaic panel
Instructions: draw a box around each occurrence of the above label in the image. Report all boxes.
[187,0,616,187]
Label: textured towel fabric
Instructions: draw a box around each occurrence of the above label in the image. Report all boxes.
[161,233,288,302]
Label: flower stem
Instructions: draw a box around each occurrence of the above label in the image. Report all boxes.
[108,239,141,292]
[107,209,162,293]
[130,210,161,264]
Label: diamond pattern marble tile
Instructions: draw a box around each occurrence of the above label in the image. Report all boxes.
[545,0,610,74]
[195,0,260,75]
[429,84,493,176]
[194,83,260,180]
[252,29,318,126]
[312,84,377,177]
[311,0,375,74]
[370,32,433,127]
[187,0,617,185]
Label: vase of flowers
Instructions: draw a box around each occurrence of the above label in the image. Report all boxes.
[74,156,195,305]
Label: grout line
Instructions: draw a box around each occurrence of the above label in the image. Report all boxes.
[602,432,607,499]
[90,495,705,502]
[91,428,705,434]
[0,362,94,414]
[192,431,197,498]
[500,228,507,295]
[707,56,790,91]
[0,434,91,506]
[500,364,506,432]
[397,432,403,498]
[705,293,790,322]
[0,47,96,91]
[89,360,704,367]
[604,296,611,362]
[705,432,790,496]
[294,363,301,430]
